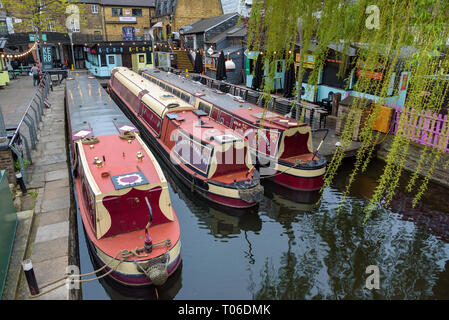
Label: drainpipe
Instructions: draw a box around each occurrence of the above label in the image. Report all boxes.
[100,1,108,41]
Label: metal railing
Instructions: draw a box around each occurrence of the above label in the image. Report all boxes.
[7,72,52,187]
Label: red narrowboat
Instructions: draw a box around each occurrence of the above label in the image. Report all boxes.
[140,69,327,192]
[108,67,264,209]
[66,75,181,286]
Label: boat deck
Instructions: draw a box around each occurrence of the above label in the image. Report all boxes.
[79,134,165,195]
[170,109,244,146]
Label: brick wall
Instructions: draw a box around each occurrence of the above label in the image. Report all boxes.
[0,149,16,185]
[104,6,151,40]
[80,4,106,37]
[174,0,223,31]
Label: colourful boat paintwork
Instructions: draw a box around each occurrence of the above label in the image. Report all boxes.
[141,69,326,192]
[65,74,181,286]
[109,67,264,209]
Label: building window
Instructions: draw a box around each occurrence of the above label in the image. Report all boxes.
[277,61,283,73]
[108,55,115,65]
[93,31,102,40]
[112,8,123,16]
[132,9,142,16]
[91,4,98,14]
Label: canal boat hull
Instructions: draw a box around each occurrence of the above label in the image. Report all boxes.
[84,227,182,287]
[140,69,327,193]
[66,74,182,287]
[108,68,264,209]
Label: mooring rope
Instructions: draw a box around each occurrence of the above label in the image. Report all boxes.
[29,248,143,298]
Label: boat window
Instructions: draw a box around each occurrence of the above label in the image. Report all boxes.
[198,102,211,114]
[181,92,190,102]
[173,132,213,175]
[173,89,181,97]
[167,103,180,108]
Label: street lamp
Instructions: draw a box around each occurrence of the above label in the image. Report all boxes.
[68,32,76,70]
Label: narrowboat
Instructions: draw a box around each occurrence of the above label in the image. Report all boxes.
[108,67,264,209]
[65,74,181,286]
[140,68,326,192]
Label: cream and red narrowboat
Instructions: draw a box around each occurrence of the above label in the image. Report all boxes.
[108,67,264,209]
[140,69,327,192]
[66,74,181,287]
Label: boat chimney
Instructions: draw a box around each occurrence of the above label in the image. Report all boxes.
[144,227,153,253]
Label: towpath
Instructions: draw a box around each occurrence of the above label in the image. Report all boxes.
[1,73,73,300]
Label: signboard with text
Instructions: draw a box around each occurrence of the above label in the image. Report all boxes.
[29,34,47,42]
[41,46,53,70]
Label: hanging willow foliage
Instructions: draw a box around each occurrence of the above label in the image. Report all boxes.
[247,0,449,222]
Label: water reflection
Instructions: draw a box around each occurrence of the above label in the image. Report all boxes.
[79,153,449,299]
[166,172,262,239]
[250,160,449,300]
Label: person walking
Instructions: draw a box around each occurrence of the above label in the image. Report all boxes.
[30,63,39,86]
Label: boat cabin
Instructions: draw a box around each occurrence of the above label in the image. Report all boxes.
[110,67,253,181]
[141,69,315,163]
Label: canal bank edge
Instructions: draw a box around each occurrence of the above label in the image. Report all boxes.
[377,134,449,188]
[10,82,79,300]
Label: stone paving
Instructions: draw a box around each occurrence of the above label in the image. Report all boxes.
[2,78,72,300]
[311,116,362,160]
[18,83,71,300]
[0,75,39,128]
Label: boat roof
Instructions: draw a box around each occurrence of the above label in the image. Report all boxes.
[112,67,194,118]
[76,133,166,195]
[171,109,244,146]
[65,74,139,139]
[112,67,245,146]
[142,69,301,131]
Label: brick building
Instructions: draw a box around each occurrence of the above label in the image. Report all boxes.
[151,0,223,41]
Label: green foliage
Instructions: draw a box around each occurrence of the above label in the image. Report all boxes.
[247,0,449,222]
[2,0,87,33]
[14,158,30,170]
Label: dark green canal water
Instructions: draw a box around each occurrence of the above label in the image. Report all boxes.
[77,157,449,300]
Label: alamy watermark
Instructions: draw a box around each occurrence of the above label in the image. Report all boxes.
[365,265,380,290]
[366,5,380,30]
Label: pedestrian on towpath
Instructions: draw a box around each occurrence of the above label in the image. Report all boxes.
[31,63,39,86]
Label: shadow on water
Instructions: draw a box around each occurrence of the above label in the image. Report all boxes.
[78,144,449,299]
